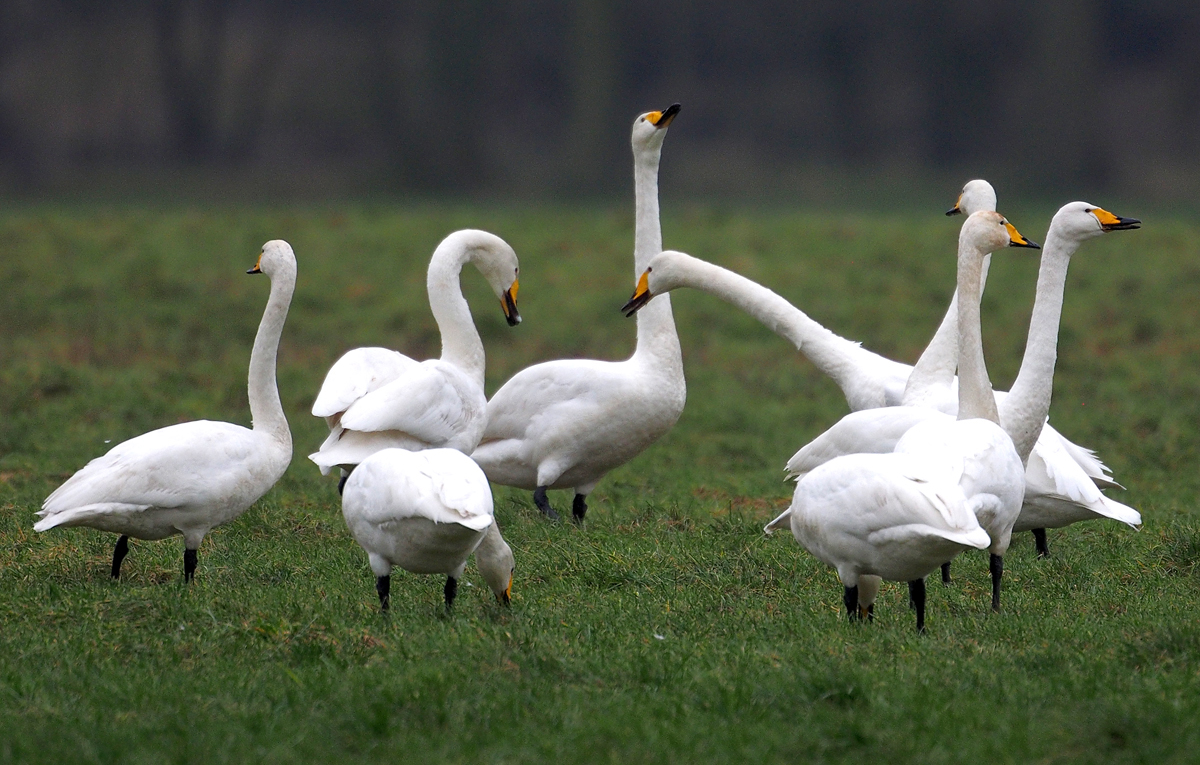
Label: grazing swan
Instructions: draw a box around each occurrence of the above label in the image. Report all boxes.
[341,447,514,611]
[780,204,1142,554]
[309,230,520,488]
[35,241,296,582]
[471,104,686,523]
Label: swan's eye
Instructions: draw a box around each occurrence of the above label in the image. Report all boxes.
[647,266,652,272]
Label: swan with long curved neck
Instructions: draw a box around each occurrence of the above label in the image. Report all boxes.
[309,229,520,484]
[35,240,296,582]
[471,105,687,523]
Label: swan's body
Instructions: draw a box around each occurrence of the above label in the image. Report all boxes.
[310,230,520,478]
[471,105,686,523]
[341,447,514,610]
[36,241,296,581]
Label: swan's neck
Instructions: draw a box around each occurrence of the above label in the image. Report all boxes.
[904,255,991,405]
[665,256,879,393]
[1001,228,1077,463]
[956,242,1000,424]
[248,266,294,444]
[428,246,485,389]
[631,146,683,369]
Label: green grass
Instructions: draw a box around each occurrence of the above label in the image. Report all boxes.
[2,203,1199,763]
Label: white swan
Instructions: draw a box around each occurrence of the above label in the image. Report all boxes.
[35,240,296,582]
[309,230,520,487]
[471,104,686,523]
[341,447,514,611]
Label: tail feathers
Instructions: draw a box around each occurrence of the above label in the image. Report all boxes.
[1097,496,1142,529]
[763,508,792,535]
[868,523,991,551]
[34,503,151,532]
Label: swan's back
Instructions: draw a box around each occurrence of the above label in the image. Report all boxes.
[312,347,420,424]
[343,448,494,531]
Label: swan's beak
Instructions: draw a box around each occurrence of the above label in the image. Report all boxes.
[621,270,653,317]
[1005,222,1040,249]
[1092,208,1141,231]
[648,103,681,129]
[247,252,264,274]
[501,281,521,326]
[946,193,964,216]
[499,574,512,606]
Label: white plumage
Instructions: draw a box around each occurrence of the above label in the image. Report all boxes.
[341,447,514,611]
[36,240,296,581]
[471,104,686,523]
[310,229,520,478]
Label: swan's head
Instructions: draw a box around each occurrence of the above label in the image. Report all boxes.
[621,249,693,317]
[247,239,296,277]
[946,179,997,217]
[631,103,681,152]
[960,210,1040,254]
[450,230,521,326]
[476,522,514,606]
[1048,201,1141,242]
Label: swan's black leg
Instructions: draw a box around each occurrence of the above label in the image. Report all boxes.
[533,487,560,521]
[572,493,588,524]
[376,575,390,611]
[337,470,349,496]
[990,553,1003,612]
[941,561,952,584]
[111,535,130,579]
[183,548,198,583]
[1033,528,1050,558]
[843,585,860,621]
[444,576,458,611]
[909,578,926,633]
[866,603,874,623]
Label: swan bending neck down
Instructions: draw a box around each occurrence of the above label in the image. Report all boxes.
[341,447,514,611]
[470,104,687,523]
[35,241,296,582]
[309,230,520,479]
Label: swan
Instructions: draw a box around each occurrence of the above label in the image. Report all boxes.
[341,447,514,611]
[35,240,296,582]
[309,229,520,489]
[471,104,686,523]
[766,211,1040,631]
[780,203,1142,559]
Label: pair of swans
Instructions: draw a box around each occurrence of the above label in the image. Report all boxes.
[308,229,522,609]
[35,241,297,581]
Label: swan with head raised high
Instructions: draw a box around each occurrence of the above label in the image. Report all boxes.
[309,230,520,488]
[470,105,686,523]
[341,447,514,612]
[35,240,297,582]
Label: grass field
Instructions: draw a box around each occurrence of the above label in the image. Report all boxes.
[1,202,1198,763]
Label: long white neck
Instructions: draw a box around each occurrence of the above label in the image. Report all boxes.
[248,264,294,444]
[428,236,486,389]
[903,254,991,405]
[1000,225,1078,464]
[631,144,683,369]
[662,255,889,394]
[955,238,1000,423]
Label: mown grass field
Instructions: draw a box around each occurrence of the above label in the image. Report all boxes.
[1,202,1198,763]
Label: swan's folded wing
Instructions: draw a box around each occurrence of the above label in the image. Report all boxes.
[351,450,494,530]
[1025,441,1141,527]
[481,360,614,440]
[41,421,260,518]
[1039,423,1118,486]
[338,362,483,446]
[785,407,940,478]
[312,347,419,419]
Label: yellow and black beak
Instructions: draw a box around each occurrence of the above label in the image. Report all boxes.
[247,253,264,274]
[501,280,521,326]
[1005,221,1040,249]
[621,269,653,317]
[647,103,681,129]
[1092,207,1141,232]
[946,193,964,216]
[499,574,512,606]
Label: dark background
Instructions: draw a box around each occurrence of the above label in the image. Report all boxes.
[1,0,1196,204]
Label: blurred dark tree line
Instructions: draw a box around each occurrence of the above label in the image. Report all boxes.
[0,0,1197,200]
